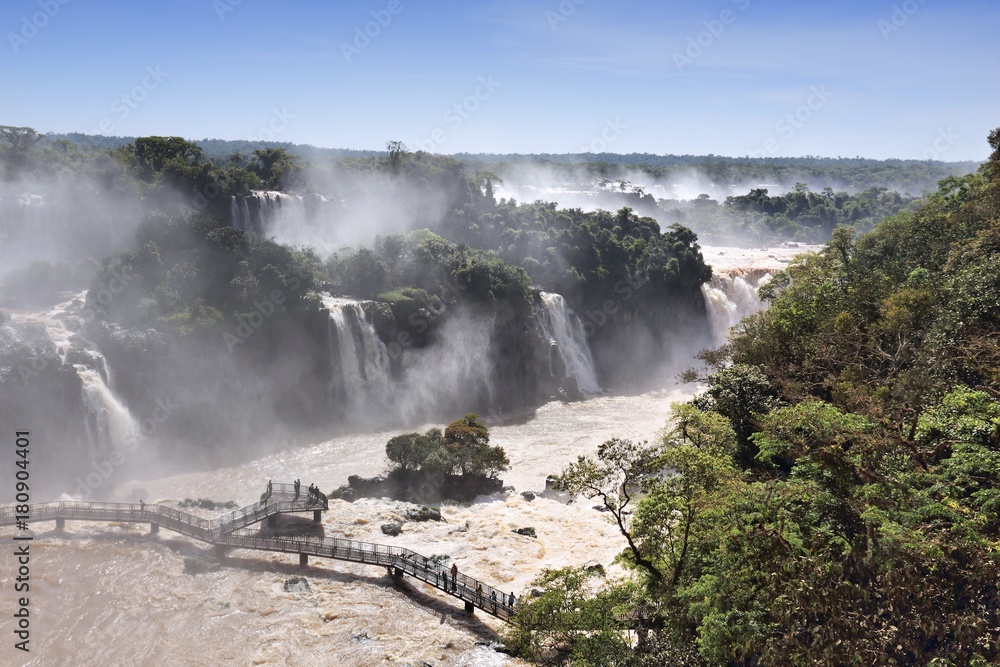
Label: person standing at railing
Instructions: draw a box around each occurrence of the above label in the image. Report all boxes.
[442,570,448,591]
[509,591,516,608]
[491,590,497,612]
[476,583,483,605]
[451,562,458,592]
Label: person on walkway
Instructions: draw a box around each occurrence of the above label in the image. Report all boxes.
[294,479,300,500]
[508,591,516,608]
[139,499,144,512]
[451,562,458,592]
[491,590,497,611]
[476,583,483,605]
[442,571,448,591]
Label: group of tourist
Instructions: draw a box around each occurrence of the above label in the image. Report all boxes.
[436,562,516,611]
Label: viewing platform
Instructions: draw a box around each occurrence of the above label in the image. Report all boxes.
[0,481,515,621]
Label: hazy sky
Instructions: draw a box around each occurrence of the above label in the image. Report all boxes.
[2,0,997,160]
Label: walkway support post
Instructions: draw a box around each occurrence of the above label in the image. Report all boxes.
[313,510,322,523]
[55,518,65,531]
[150,523,159,535]
[299,553,308,566]
[465,601,474,614]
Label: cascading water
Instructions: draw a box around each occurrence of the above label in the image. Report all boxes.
[2,294,142,465]
[77,365,140,459]
[701,268,773,345]
[323,296,392,415]
[230,190,304,234]
[537,292,601,395]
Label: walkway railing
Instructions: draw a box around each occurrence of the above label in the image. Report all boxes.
[0,483,514,621]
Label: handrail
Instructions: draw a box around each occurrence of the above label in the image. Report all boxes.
[0,483,513,621]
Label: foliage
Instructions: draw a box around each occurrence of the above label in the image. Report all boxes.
[384,415,509,479]
[513,129,1000,666]
[88,210,319,336]
[504,568,635,667]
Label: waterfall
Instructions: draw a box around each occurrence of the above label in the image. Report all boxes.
[3,294,142,462]
[323,296,392,413]
[230,196,244,231]
[537,292,601,395]
[77,365,141,460]
[229,191,304,234]
[701,268,773,345]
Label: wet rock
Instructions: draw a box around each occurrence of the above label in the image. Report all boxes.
[407,506,442,522]
[381,523,402,536]
[544,475,561,491]
[184,556,221,575]
[514,527,537,538]
[520,491,536,501]
[328,485,356,502]
[559,376,585,401]
[584,563,606,577]
[283,576,311,593]
[593,504,610,512]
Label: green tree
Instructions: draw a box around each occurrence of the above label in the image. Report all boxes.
[443,413,510,477]
[503,567,634,667]
[560,438,667,584]
[385,428,444,472]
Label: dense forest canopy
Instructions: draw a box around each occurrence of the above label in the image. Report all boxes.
[2,126,998,665]
[1,127,977,287]
[504,128,1000,666]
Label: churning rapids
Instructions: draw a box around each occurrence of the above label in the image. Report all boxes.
[0,247,812,667]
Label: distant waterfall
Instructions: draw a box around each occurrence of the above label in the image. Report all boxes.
[323,296,392,412]
[230,191,304,234]
[538,292,601,395]
[701,269,773,345]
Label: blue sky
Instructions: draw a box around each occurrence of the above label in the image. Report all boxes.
[1,0,997,160]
